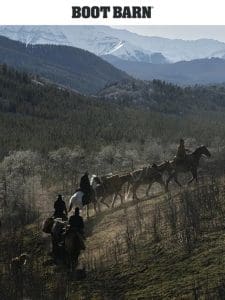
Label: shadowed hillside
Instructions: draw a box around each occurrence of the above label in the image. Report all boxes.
[103,55,225,86]
[0,36,130,94]
[2,173,225,299]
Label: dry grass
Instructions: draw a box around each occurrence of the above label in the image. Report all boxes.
[2,175,225,299]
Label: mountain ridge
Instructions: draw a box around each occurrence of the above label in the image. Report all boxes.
[0,35,130,94]
[103,55,225,85]
[1,26,225,63]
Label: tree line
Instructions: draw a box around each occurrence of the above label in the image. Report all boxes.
[1,64,225,159]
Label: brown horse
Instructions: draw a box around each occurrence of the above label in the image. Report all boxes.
[64,230,85,272]
[50,219,84,271]
[91,173,131,209]
[129,163,168,200]
[165,145,211,190]
[111,173,132,207]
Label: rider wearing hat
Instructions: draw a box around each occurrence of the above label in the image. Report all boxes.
[68,207,84,236]
[176,139,190,163]
[53,194,68,220]
[68,207,86,250]
[80,171,92,205]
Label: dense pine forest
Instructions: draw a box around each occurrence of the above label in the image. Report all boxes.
[1,64,225,159]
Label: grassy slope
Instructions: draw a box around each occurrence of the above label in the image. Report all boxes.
[2,181,225,299]
[84,231,225,299]
[77,184,225,299]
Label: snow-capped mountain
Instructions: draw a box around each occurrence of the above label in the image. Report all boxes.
[0,26,70,46]
[102,40,166,63]
[1,25,225,63]
[0,35,130,94]
[0,26,164,63]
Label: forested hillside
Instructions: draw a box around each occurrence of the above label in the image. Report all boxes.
[0,36,129,94]
[99,79,225,114]
[103,54,225,85]
[1,65,225,159]
[2,64,225,299]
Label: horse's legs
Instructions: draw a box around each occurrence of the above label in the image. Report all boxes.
[111,192,123,208]
[118,192,123,206]
[132,184,138,200]
[72,252,79,272]
[133,183,141,201]
[97,199,101,212]
[111,193,117,208]
[166,173,173,191]
[93,200,99,215]
[146,181,153,197]
[100,196,110,208]
[188,169,198,184]
[95,197,101,212]
[120,192,124,205]
[125,183,131,201]
[86,204,90,219]
[174,173,182,187]
[166,172,182,190]
[156,178,166,193]
[69,252,79,274]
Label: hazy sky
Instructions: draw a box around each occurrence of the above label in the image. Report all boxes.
[112,26,225,43]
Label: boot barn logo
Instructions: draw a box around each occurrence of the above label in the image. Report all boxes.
[72,6,154,19]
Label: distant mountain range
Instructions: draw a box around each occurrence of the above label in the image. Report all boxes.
[103,55,225,85]
[0,36,129,94]
[1,26,225,63]
[1,26,225,88]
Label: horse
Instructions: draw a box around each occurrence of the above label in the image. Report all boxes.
[165,145,211,190]
[68,188,97,218]
[91,173,131,209]
[129,163,168,200]
[50,218,84,271]
[64,230,85,272]
[51,218,68,262]
[111,173,132,207]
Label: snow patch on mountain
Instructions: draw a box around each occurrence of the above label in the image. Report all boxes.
[105,41,124,55]
[1,25,225,63]
[0,26,70,47]
[0,26,164,63]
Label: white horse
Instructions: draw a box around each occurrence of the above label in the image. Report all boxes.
[68,190,98,218]
[68,191,84,211]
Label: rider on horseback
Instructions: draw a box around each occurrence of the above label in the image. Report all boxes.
[80,171,92,205]
[175,139,190,164]
[68,207,84,236]
[53,194,68,220]
[68,207,86,250]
